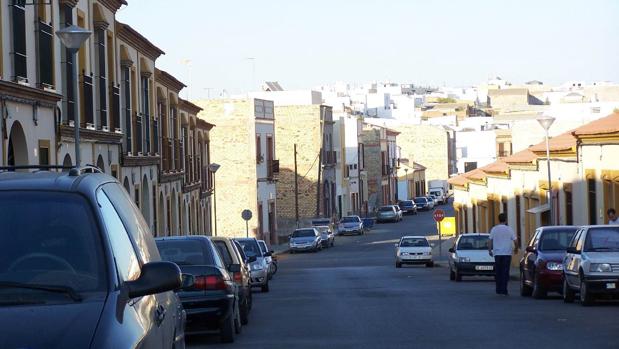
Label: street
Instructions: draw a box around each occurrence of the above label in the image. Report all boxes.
[188,205,619,349]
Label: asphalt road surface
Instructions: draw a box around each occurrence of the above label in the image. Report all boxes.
[188,203,619,349]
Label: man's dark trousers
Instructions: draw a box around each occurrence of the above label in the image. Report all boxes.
[494,255,512,294]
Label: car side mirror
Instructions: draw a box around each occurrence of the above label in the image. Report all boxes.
[394,243,399,248]
[448,247,455,253]
[566,247,580,254]
[525,246,537,253]
[228,263,241,273]
[247,255,257,263]
[180,273,195,290]
[126,261,181,299]
[265,252,273,257]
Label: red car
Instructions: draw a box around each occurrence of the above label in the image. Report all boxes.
[520,226,579,298]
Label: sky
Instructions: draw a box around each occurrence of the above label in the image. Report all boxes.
[117,0,619,99]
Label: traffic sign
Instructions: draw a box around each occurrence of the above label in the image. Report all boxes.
[242,209,252,221]
[433,209,445,222]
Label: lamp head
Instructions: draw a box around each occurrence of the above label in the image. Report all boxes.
[56,25,91,51]
[208,163,221,173]
[536,114,555,131]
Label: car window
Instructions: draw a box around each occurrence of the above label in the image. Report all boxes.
[258,241,268,254]
[292,229,317,238]
[400,238,429,247]
[102,184,161,264]
[341,217,360,223]
[233,240,247,261]
[378,206,393,212]
[575,230,586,252]
[584,227,619,252]
[208,240,226,269]
[414,198,426,204]
[237,239,262,258]
[539,228,578,251]
[97,190,141,283]
[568,230,582,250]
[213,241,233,266]
[529,229,541,248]
[156,239,214,265]
[457,236,489,250]
[0,191,106,293]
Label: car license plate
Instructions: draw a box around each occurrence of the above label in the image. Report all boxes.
[475,265,493,271]
[606,283,616,289]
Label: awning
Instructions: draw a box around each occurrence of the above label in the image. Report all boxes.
[527,203,550,214]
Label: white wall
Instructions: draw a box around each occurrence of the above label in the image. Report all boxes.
[456,130,496,173]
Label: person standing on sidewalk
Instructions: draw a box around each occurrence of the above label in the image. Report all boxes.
[608,208,619,225]
[488,213,518,295]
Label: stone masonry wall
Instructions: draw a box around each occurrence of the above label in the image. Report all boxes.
[196,99,259,238]
[395,125,448,191]
[362,127,383,212]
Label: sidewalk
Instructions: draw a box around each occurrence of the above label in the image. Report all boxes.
[271,242,290,256]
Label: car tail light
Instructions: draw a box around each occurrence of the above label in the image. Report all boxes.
[233,272,243,284]
[194,275,227,290]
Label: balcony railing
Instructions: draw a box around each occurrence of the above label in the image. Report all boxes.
[37,20,53,88]
[82,73,94,127]
[174,139,182,171]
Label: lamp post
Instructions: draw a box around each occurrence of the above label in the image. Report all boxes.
[56,25,91,167]
[404,168,409,199]
[209,163,221,236]
[537,114,556,225]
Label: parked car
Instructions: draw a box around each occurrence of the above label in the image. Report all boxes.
[395,236,434,268]
[427,195,439,207]
[398,200,418,215]
[448,234,494,281]
[394,205,403,219]
[520,226,579,299]
[338,216,364,235]
[563,226,619,306]
[257,240,275,279]
[235,238,271,293]
[211,236,254,325]
[0,168,185,349]
[289,228,322,253]
[156,236,241,342]
[316,225,335,247]
[414,197,431,211]
[377,205,402,223]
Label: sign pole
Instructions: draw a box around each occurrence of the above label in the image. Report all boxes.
[438,222,442,259]
[246,220,249,238]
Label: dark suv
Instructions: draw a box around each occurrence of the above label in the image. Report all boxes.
[0,167,184,349]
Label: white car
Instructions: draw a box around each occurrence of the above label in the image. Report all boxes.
[395,236,434,268]
[448,233,495,281]
[563,225,619,306]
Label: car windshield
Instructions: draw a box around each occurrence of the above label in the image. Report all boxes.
[414,198,426,204]
[236,239,263,257]
[258,241,268,254]
[292,229,316,238]
[316,226,330,233]
[341,217,360,223]
[457,236,489,250]
[378,206,393,212]
[584,227,619,252]
[400,238,429,247]
[0,191,106,296]
[538,229,578,251]
[156,239,214,265]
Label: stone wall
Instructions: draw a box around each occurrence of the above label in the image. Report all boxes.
[361,127,383,212]
[196,99,259,238]
[394,124,449,191]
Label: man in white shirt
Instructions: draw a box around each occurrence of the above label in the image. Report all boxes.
[488,213,518,295]
[608,208,619,225]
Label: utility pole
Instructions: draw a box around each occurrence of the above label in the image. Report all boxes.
[316,149,322,217]
[294,143,299,227]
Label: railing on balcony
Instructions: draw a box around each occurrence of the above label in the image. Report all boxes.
[112,84,120,132]
[82,73,94,127]
[37,20,53,88]
[174,139,182,171]
[136,111,143,154]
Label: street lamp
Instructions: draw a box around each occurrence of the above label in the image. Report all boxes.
[209,163,221,236]
[536,114,556,225]
[56,25,91,167]
[404,168,409,199]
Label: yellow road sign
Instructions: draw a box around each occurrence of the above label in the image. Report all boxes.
[438,217,456,237]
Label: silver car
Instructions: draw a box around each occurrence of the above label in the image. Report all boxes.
[289,228,322,253]
[316,225,335,248]
[563,226,619,306]
[258,240,274,279]
[377,205,401,223]
[235,238,271,292]
[338,216,364,235]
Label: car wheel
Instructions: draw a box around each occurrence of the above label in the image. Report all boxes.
[455,269,462,282]
[261,282,270,293]
[563,277,575,303]
[396,261,402,268]
[234,303,242,334]
[532,274,547,299]
[220,313,235,343]
[449,268,455,281]
[579,278,593,306]
[520,271,532,297]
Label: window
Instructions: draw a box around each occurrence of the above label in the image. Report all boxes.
[565,190,573,225]
[37,15,53,88]
[515,195,522,246]
[122,66,132,153]
[11,0,27,82]
[256,135,262,163]
[141,75,150,153]
[587,178,596,224]
[97,190,140,283]
[266,135,274,177]
[96,28,107,129]
[464,161,477,172]
[38,140,49,165]
[61,4,74,123]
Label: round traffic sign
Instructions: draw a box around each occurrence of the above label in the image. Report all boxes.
[241,209,253,221]
[433,209,445,222]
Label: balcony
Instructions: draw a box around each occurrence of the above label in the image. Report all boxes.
[162,137,172,172]
[268,159,279,180]
[174,139,182,171]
